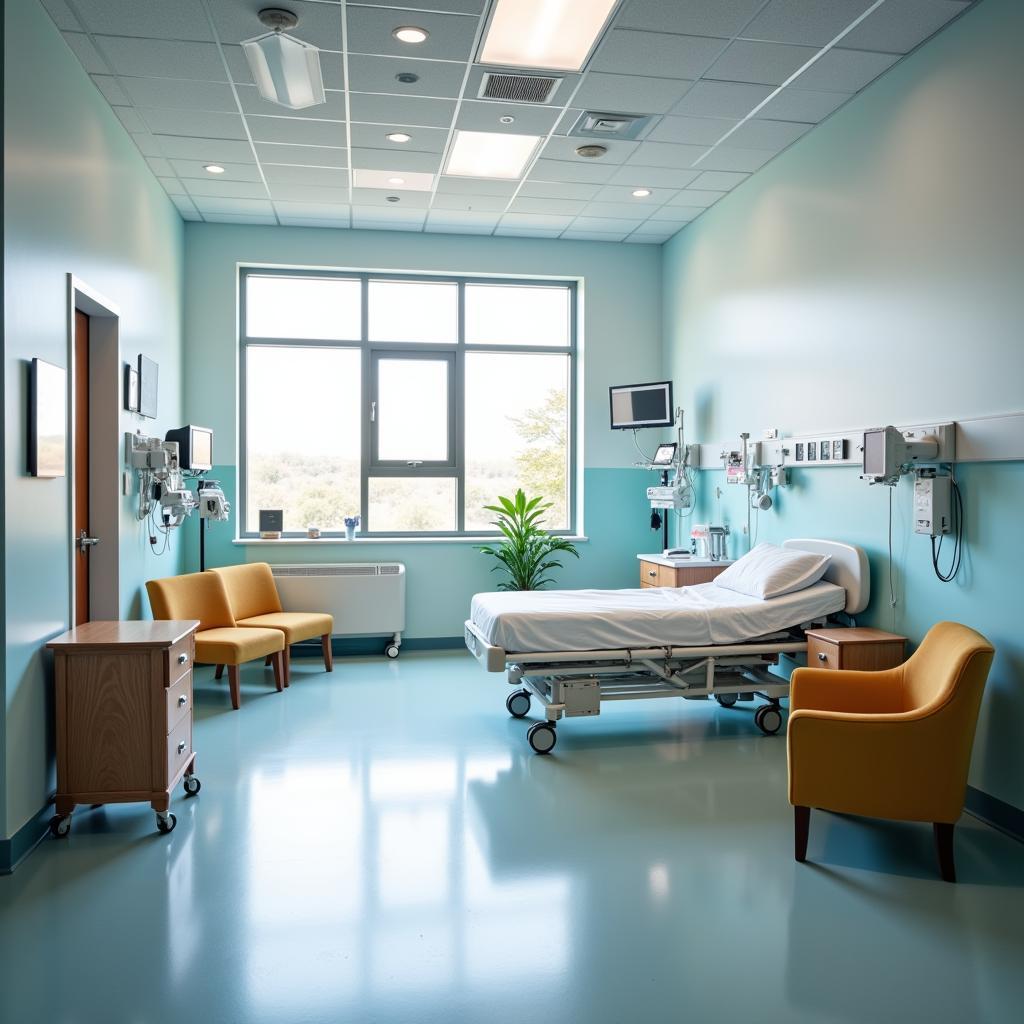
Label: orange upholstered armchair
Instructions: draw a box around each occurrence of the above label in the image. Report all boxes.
[788,621,994,882]
[210,563,333,685]
[146,572,285,710]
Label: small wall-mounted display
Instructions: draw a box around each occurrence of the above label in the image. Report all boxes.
[124,364,139,412]
[807,441,817,461]
[28,357,67,477]
[832,439,847,461]
[819,440,830,461]
[138,354,159,419]
[795,442,805,462]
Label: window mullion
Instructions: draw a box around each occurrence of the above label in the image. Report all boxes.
[360,275,371,532]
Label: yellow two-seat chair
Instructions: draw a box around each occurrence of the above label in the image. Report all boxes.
[210,563,333,686]
[146,572,285,710]
[788,621,994,882]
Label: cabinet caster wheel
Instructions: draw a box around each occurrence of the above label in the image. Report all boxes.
[156,812,177,834]
[754,704,783,736]
[384,643,400,659]
[184,776,202,797]
[527,722,557,755]
[49,815,71,838]
[506,689,531,718]
[715,693,738,708]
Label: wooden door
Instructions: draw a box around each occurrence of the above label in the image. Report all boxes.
[74,310,90,625]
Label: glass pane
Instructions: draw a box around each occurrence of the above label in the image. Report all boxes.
[377,358,449,462]
[246,276,361,340]
[245,346,361,533]
[368,478,457,532]
[464,352,570,531]
[465,284,570,347]
[368,280,457,343]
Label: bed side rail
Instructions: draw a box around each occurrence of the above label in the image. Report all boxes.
[464,619,507,673]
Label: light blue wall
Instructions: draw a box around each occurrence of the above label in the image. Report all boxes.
[662,0,1023,808]
[2,0,186,839]
[181,224,664,637]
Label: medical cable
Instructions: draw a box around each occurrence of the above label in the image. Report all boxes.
[887,485,897,612]
[931,474,964,582]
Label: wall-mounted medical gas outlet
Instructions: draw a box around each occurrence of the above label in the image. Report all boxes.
[914,473,953,536]
[647,485,692,510]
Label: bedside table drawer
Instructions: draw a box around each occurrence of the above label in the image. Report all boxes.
[808,637,840,669]
[639,560,663,586]
[167,716,192,786]
[167,636,193,686]
[166,673,192,734]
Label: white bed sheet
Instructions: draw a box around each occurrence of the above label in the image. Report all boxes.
[470,580,846,654]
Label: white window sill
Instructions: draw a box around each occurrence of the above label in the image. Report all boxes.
[233,536,590,546]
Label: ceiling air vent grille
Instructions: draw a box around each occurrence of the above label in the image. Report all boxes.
[479,72,560,104]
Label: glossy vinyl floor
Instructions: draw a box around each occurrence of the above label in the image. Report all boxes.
[2,651,1023,1023]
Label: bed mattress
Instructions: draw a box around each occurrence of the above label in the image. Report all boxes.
[470,580,846,654]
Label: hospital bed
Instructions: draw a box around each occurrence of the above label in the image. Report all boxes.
[464,539,869,753]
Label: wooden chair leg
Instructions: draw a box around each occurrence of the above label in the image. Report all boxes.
[265,654,272,667]
[322,633,334,673]
[794,805,810,862]
[934,822,956,882]
[271,651,284,692]
[283,646,291,687]
[227,665,241,710]
[214,664,224,680]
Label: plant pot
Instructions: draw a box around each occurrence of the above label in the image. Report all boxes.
[345,525,357,541]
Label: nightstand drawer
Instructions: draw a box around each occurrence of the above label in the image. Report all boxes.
[167,715,192,786]
[167,636,193,686]
[807,633,906,672]
[166,673,192,734]
[639,560,663,586]
[808,637,841,669]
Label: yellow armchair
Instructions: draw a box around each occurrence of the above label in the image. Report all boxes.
[788,621,994,882]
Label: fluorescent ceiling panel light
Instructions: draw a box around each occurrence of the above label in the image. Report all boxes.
[241,31,326,110]
[479,0,619,72]
[353,169,435,191]
[444,130,540,179]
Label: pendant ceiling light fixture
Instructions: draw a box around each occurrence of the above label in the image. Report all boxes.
[242,8,326,110]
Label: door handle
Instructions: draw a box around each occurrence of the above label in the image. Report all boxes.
[370,401,376,422]
[77,530,99,554]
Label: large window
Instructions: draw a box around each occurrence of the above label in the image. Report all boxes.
[240,270,576,537]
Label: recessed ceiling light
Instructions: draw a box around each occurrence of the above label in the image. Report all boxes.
[352,168,434,191]
[386,132,411,143]
[393,26,428,44]
[632,188,651,198]
[479,0,618,72]
[395,72,419,84]
[575,144,607,158]
[499,115,515,124]
[444,130,541,179]
[388,177,406,185]
[204,164,226,174]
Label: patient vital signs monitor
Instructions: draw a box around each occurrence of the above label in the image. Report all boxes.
[609,380,674,430]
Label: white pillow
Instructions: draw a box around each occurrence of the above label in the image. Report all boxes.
[713,543,831,600]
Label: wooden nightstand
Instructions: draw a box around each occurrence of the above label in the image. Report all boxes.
[805,627,907,672]
[637,554,733,588]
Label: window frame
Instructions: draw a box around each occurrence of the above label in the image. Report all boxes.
[239,267,578,539]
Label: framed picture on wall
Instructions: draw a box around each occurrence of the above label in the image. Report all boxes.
[28,357,67,477]
[124,363,139,412]
[138,354,158,418]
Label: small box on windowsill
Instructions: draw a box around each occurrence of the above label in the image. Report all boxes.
[259,509,283,540]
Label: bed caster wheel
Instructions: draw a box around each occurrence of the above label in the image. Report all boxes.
[156,811,177,834]
[715,693,738,708]
[184,775,201,797]
[754,704,783,736]
[384,642,400,659]
[49,815,71,839]
[506,689,531,718]
[527,723,557,755]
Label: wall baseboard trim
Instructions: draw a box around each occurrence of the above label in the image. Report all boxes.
[293,636,466,657]
[965,786,1024,844]
[0,799,55,875]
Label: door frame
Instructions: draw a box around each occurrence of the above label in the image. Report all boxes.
[66,275,121,623]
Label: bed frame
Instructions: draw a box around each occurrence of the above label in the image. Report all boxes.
[464,539,869,753]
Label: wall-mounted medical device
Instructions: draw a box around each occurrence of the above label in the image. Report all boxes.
[913,472,952,537]
[609,380,674,430]
[860,425,944,485]
[197,479,230,521]
[125,431,197,529]
[164,424,213,472]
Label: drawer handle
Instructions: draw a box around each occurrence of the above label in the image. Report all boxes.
[648,570,657,577]
[177,653,189,665]
[818,652,827,662]
[177,695,188,708]
[177,741,187,755]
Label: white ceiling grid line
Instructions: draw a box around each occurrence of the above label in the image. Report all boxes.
[42,0,977,243]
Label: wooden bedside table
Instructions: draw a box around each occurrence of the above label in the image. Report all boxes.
[637,554,733,588]
[805,627,907,672]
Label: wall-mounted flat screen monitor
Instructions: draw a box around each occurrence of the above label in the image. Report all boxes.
[165,424,213,471]
[609,380,674,430]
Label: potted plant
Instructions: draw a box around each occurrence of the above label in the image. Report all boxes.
[344,514,360,541]
[477,490,579,591]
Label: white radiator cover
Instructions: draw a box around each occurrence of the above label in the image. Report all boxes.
[271,563,405,637]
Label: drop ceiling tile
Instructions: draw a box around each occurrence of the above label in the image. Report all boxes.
[625,233,670,243]
[632,219,690,234]
[648,115,737,145]
[571,216,642,233]
[157,176,185,195]
[62,33,108,74]
[608,165,700,188]
[278,217,351,228]
[72,0,214,40]
[346,53,466,99]
[247,116,347,147]
[349,93,456,129]
[436,176,518,197]
[351,189,430,209]
[499,213,576,232]
[518,180,602,202]
[725,118,813,149]
[40,0,79,32]
[510,197,588,216]
[647,205,700,221]
[592,184,671,205]
[184,179,269,200]
[254,143,348,167]
[170,195,202,220]
[268,183,351,204]
[705,39,818,86]
[145,156,174,177]
[90,75,129,105]
[93,36,227,81]
[191,197,275,216]
[691,170,749,190]
[796,49,900,92]
[572,73,695,116]
[263,164,350,188]
[346,7,479,61]
[626,141,704,168]
[274,202,351,221]
[113,107,147,133]
[171,159,264,182]
[577,202,650,219]
[617,0,767,38]
[554,108,585,136]
[455,100,560,136]
[350,123,449,154]
[130,132,164,157]
[432,193,511,212]
[353,169,434,191]
[541,137,638,165]
[397,0,487,13]
[236,86,348,122]
[141,108,248,140]
[156,136,256,162]
[667,189,724,208]
[758,87,852,122]
[494,228,564,238]
[352,207,428,228]
[351,147,441,173]
[121,77,239,113]
[562,230,632,242]
[695,146,774,172]
[842,0,969,54]
[426,212,501,234]
[204,213,278,225]
[592,30,727,79]
[209,0,342,48]
[222,43,345,90]
[527,158,618,184]
[739,0,874,47]
[670,80,773,117]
